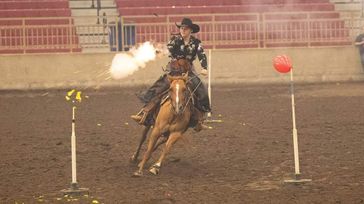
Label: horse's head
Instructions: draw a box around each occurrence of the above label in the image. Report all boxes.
[167,73,189,115]
[169,59,192,76]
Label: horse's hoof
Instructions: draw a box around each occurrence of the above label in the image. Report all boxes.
[132,171,143,177]
[149,167,159,175]
[149,166,160,175]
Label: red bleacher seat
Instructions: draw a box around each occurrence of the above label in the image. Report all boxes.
[0,0,80,54]
[116,0,331,7]
[0,9,71,18]
[116,0,349,48]
[118,4,335,16]
[0,1,69,10]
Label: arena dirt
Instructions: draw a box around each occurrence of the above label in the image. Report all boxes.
[1,82,364,203]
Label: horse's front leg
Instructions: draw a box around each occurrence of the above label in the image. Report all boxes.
[132,128,160,177]
[149,132,182,175]
[130,126,151,164]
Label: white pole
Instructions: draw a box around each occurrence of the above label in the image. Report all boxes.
[61,94,89,195]
[290,69,300,176]
[71,106,77,184]
[207,49,212,117]
[283,64,311,183]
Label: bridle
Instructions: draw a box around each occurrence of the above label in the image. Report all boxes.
[169,79,191,115]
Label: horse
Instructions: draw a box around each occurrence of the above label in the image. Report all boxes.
[129,59,193,164]
[132,71,193,177]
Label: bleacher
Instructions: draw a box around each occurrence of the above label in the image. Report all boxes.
[115,0,351,48]
[116,0,336,15]
[0,0,355,53]
[0,0,80,54]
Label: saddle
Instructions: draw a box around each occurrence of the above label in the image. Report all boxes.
[132,59,195,126]
[132,59,202,128]
[138,90,200,128]
[137,90,169,126]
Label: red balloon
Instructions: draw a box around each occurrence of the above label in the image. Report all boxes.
[273,55,292,73]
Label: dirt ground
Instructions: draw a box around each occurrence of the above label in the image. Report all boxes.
[1,82,364,204]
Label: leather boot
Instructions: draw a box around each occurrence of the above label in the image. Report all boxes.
[131,94,162,125]
[130,114,143,123]
[130,109,147,125]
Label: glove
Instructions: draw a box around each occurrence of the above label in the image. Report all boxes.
[200,69,208,76]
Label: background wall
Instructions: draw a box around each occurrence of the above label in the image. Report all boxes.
[0,47,363,90]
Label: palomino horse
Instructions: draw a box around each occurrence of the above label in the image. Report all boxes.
[132,72,192,177]
[130,59,193,164]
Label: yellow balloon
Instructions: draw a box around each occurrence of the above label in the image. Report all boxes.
[76,91,82,102]
[67,89,76,97]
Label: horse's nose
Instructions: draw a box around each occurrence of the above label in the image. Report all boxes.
[175,104,183,114]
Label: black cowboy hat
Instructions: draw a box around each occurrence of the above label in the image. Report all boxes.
[175,18,200,33]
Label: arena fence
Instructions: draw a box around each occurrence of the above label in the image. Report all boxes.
[0,12,363,53]
[0,18,80,53]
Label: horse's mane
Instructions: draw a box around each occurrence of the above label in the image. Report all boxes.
[167,74,188,82]
[169,59,191,76]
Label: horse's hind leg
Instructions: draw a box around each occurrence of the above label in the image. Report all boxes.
[130,126,151,163]
[152,135,168,152]
[149,132,182,175]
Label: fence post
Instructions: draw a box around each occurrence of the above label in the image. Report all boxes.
[69,18,73,53]
[166,15,170,42]
[262,14,266,48]
[119,16,123,52]
[96,0,101,24]
[22,19,26,54]
[212,15,216,50]
[307,17,311,47]
[257,14,261,48]
[350,13,354,45]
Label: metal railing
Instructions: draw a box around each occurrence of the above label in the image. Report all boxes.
[0,12,363,53]
[0,18,80,53]
[262,13,352,47]
[121,12,363,49]
[121,13,261,49]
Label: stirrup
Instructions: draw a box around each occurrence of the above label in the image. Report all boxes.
[130,109,148,125]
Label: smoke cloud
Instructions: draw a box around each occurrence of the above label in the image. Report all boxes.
[109,53,139,79]
[110,41,161,79]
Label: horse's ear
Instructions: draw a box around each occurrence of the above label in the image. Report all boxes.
[182,72,188,81]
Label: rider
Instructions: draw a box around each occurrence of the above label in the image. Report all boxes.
[131,18,211,130]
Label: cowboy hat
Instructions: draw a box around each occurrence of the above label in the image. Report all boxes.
[175,18,200,33]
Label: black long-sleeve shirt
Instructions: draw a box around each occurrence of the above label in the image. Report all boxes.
[167,34,208,69]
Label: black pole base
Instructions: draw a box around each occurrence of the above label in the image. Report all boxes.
[284,174,312,184]
[61,183,89,197]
